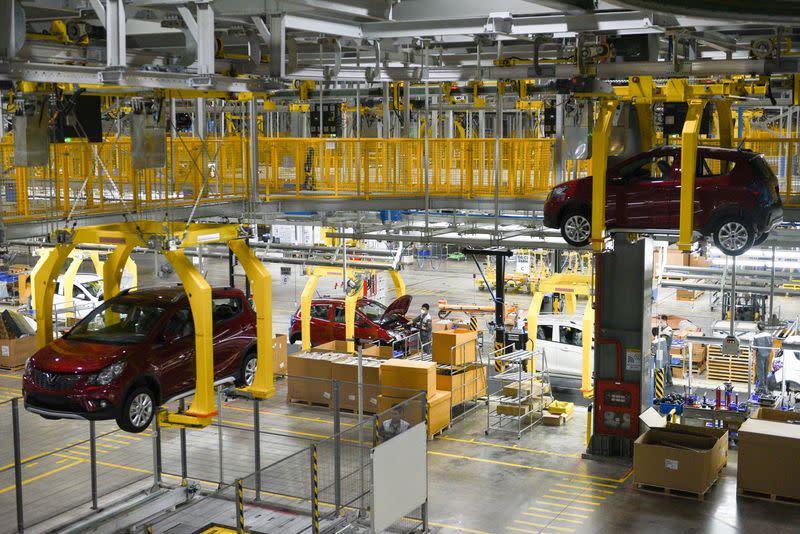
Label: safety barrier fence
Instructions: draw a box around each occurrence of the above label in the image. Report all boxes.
[2,135,799,223]
[0,377,427,533]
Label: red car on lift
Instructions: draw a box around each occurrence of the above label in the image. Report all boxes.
[543,146,783,255]
[23,286,258,433]
[289,295,416,347]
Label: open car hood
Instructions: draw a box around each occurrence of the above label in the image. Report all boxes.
[380,295,412,323]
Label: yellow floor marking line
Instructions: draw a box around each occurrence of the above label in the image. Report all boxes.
[55,458,69,464]
[25,462,38,468]
[268,426,330,439]
[536,501,595,513]
[554,483,613,494]
[0,461,82,494]
[427,451,623,483]
[514,519,574,533]
[523,513,582,525]
[224,404,345,426]
[548,489,606,501]
[0,373,21,379]
[541,495,600,507]
[63,450,90,457]
[436,436,581,459]
[428,522,492,534]
[528,508,588,520]
[0,385,21,392]
[98,437,132,446]
[560,478,618,489]
[55,453,152,475]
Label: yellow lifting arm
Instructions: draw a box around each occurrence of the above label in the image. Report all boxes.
[32,244,75,348]
[590,100,618,252]
[345,284,364,353]
[62,254,83,319]
[678,100,706,251]
[228,239,275,399]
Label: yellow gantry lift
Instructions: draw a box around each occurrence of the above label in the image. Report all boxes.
[300,267,406,353]
[587,76,752,252]
[526,272,594,396]
[32,221,274,429]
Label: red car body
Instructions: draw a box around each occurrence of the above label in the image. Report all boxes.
[543,146,783,255]
[23,286,257,432]
[289,295,415,347]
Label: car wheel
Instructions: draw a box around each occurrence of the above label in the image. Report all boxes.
[237,351,258,387]
[560,209,591,247]
[117,386,155,433]
[712,216,754,256]
[289,333,300,345]
[753,231,769,247]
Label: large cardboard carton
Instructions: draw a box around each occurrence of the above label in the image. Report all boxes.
[738,418,800,499]
[331,357,381,412]
[432,320,452,332]
[362,345,395,359]
[753,407,800,424]
[432,329,477,366]
[427,390,451,438]
[310,340,352,354]
[273,334,288,375]
[380,359,436,399]
[287,351,348,405]
[0,336,36,369]
[634,422,728,495]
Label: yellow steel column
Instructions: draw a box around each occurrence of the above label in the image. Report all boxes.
[525,291,545,353]
[102,243,134,301]
[62,255,82,318]
[389,270,406,297]
[678,100,706,251]
[635,103,655,151]
[581,304,595,396]
[345,284,364,353]
[32,244,75,348]
[229,239,275,399]
[88,251,103,277]
[300,271,321,351]
[715,101,733,149]
[162,249,215,424]
[564,293,578,315]
[590,100,618,252]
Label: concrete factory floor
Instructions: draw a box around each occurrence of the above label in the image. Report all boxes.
[2,256,800,533]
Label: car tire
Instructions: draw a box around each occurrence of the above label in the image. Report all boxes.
[289,333,300,345]
[117,386,156,433]
[560,208,591,247]
[237,351,258,387]
[712,216,755,256]
[753,231,770,247]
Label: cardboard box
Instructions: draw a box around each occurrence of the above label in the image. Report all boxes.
[502,379,548,401]
[676,289,703,301]
[497,403,531,417]
[427,390,452,437]
[432,329,477,366]
[738,418,800,500]
[380,359,436,399]
[634,421,728,495]
[433,320,452,332]
[437,367,485,405]
[273,334,288,375]
[362,344,395,359]
[310,340,352,354]
[331,357,381,412]
[286,351,348,405]
[753,407,800,424]
[543,410,573,426]
[0,336,37,369]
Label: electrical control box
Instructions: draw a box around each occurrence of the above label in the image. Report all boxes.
[310,103,342,137]
[594,379,641,438]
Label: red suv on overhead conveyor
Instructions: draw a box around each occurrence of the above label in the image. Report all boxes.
[289,295,416,347]
[23,286,258,433]
[543,146,783,256]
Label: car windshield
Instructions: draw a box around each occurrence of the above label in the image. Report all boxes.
[359,300,386,321]
[67,298,166,344]
[82,280,103,299]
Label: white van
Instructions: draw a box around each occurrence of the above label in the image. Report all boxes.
[53,273,105,318]
[533,315,591,380]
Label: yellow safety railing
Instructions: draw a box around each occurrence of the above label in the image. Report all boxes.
[1,134,799,223]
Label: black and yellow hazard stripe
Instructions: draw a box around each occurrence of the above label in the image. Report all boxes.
[311,444,320,533]
[654,368,664,400]
[236,478,245,533]
[374,416,381,445]
[469,316,479,331]
[494,341,506,372]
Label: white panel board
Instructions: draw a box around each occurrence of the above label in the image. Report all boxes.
[372,423,427,532]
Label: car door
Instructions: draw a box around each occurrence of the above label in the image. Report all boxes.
[309,303,332,345]
[331,304,346,342]
[558,324,585,378]
[608,153,678,229]
[153,306,196,397]
[534,323,556,374]
[211,295,248,379]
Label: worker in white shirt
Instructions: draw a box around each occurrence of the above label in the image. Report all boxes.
[658,316,674,386]
[752,322,773,394]
[379,406,410,441]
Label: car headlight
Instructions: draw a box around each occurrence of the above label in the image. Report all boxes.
[23,358,32,377]
[87,361,127,386]
[551,184,568,198]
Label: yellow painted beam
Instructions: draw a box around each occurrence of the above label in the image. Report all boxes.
[32,244,75,348]
[590,100,618,252]
[345,284,364,353]
[581,304,594,396]
[162,249,215,424]
[300,273,321,351]
[715,100,733,149]
[678,100,706,251]
[102,243,134,302]
[62,255,82,318]
[389,270,406,297]
[634,103,655,151]
[229,239,275,399]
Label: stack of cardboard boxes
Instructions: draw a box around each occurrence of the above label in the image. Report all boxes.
[287,350,350,406]
[542,400,574,426]
[331,356,382,412]
[378,359,451,438]
[497,380,553,418]
[431,329,486,408]
[0,310,37,370]
[273,334,288,376]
